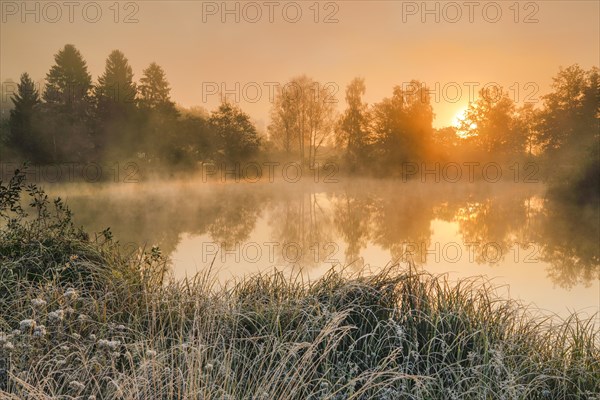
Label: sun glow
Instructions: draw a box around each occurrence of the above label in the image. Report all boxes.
[451,106,468,128]
[451,106,476,138]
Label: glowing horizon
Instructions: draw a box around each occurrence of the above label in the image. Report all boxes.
[1,1,598,129]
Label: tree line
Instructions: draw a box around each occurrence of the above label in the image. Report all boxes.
[1,44,598,193]
[1,44,260,166]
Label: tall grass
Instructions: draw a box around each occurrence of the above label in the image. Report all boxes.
[0,169,598,399]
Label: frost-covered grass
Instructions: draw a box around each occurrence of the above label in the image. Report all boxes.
[2,267,599,399]
[1,169,599,399]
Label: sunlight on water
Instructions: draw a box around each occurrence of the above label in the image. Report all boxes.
[45,178,599,320]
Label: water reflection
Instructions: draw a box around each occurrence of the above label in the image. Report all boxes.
[268,189,335,268]
[48,179,599,291]
[534,198,599,288]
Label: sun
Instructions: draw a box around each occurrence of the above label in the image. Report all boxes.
[450,106,476,138]
[451,106,468,129]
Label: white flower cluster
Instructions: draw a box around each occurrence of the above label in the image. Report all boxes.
[64,288,79,301]
[33,325,47,338]
[31,298,47,309]
[68,380,85,393]
[48,309,65,323]
[19,319,36,332]
[0,332,14,351]
[97,339,121,352]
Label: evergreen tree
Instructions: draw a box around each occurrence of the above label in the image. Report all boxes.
[0,78,16,120]
[139,63,176,113]
[95,50,136,117]
[43,44,92,109]
[8,73,43,159]
[94,50,137,156]
[41,44,93,161]
[137,62,178,159]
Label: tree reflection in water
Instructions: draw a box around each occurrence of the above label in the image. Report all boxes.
[52,179,598,289]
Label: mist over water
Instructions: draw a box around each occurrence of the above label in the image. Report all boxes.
[43,177,599,319]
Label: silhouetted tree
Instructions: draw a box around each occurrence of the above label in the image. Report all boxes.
[537,65,599,193]
[94,50,137,156]
[460,87,525,159]
[7,73,43,159]
[209,102,260,163]
[337,78,370,171]
[43,45,92,107]
[173,111,217,164]
[139,63,176,113]
[1,79,16,120]
[269,85,299,156]
[137,62,178,160]
[42,44,93,161]
[269,76,336,166]
[96,50,137,109]
[0,80,13,160]
[514,102,540,157]
[538,65,598,155]
[151,106,219,167]
[432,126,463,161]
[370,81,434,174]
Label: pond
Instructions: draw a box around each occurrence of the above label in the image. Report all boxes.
[46,177,599,319]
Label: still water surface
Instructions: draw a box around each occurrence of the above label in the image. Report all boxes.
[47,178,599,319]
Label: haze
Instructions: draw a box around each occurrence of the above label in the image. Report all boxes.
[1,0,598,128]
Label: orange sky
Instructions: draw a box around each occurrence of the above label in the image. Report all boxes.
[1,0,598,129]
